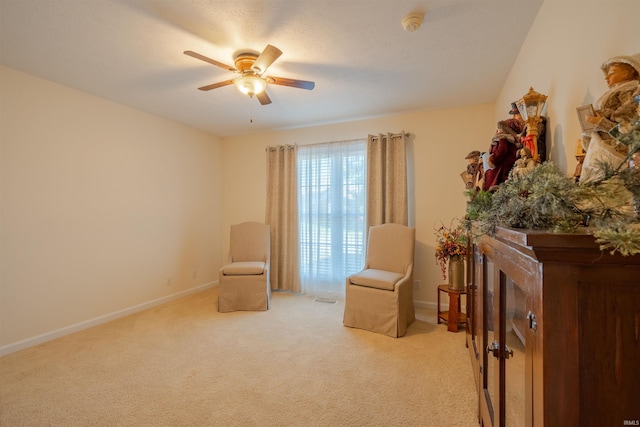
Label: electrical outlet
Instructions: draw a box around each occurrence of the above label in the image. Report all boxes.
[191,270,197,279]
[166,277,172,286]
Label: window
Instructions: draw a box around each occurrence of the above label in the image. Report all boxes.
[298,139,367,296]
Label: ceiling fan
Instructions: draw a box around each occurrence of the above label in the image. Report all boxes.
[184,44,315,105]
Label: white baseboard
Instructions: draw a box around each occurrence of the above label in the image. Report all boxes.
[0,281,218,357]
[414,299,438,311]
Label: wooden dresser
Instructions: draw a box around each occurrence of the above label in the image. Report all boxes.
[465,227,640,427]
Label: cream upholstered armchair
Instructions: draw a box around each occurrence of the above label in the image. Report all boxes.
[218,222,271,312]
[343,223,416,337]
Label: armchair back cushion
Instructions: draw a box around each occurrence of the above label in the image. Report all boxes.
[229,222,270,263]
[366,223,414,275]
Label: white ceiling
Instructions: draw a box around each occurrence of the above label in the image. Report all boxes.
[0,0,543,137]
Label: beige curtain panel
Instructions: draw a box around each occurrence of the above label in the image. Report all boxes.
[265,145,301,293]
[366,132,408,227]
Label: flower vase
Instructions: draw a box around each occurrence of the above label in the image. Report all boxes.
[448,256,465,291]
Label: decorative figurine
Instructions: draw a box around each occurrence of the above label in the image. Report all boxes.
[511,100,547,163]
[573,139,586,183]
[482,118,525,191]
[461,150,483,191]
[512,147,537,178]
[580,53,640,183]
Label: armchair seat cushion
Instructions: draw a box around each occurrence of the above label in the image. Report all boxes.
[221,261,266,276]
[349,269,404,291]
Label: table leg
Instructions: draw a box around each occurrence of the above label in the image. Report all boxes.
[448,292,460,332]
[437,286,442,324]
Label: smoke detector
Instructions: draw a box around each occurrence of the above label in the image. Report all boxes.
[401,13,424,32]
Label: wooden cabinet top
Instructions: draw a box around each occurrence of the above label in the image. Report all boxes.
[477,226,640,266]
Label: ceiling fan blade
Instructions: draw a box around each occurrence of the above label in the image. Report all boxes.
[198,79,235,91]
[257,91,272,105]
[267,76,315,90]
[184,50,237,72]
[252,44,283,74]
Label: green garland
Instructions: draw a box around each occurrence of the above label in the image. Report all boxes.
[465,122,640,256]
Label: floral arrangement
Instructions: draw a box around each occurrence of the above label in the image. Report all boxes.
[434,219,468,279]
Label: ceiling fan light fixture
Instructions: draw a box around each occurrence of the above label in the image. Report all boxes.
[234,75,267,96]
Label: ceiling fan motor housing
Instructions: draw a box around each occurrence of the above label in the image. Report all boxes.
[234,51,260,73]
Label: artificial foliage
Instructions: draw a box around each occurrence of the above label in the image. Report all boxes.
[593,222,640,256]
[480,162,583,233]
[466,122,640,256]
[464,189,492,221]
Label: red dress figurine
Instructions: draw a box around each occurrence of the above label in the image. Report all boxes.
[482,119,525,191]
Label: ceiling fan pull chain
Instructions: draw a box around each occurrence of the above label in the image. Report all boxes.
[249,95,254,124]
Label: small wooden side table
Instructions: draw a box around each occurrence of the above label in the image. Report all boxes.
[437,284,467,332]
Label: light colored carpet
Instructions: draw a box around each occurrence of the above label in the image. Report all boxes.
[0,287,478,426]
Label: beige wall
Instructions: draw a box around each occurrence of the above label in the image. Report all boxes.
[1,66,223,351]
[5,0,637,352]
[221,106,496,306]
[496,0,640,174]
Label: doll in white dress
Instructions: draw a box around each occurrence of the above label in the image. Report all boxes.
[580,53,640,183]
